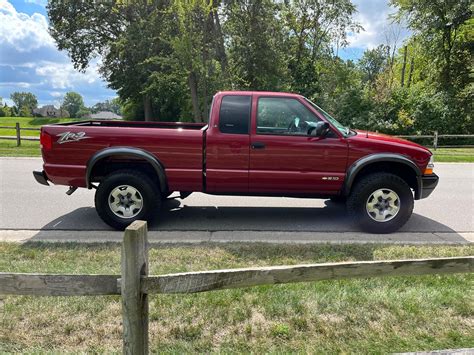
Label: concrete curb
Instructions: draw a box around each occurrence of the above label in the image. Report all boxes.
[1,230,472,245]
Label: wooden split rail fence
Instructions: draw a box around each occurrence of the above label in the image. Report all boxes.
[0,221,473,354]
[0,123,40,146]
[396,131,474,150]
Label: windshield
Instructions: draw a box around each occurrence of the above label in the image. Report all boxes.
[304,98,350,136]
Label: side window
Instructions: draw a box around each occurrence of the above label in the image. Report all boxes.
[257,97,320,135]
[219,95,251,134]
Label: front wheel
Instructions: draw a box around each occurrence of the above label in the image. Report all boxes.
[95,170,161,230]
[347,173,414,234]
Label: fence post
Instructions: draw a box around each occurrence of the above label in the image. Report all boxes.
[121,220,149,355]
[433,131,438,151]
[15,122,21,147]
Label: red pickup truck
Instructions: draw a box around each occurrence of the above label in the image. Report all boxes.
[34,91,438,233]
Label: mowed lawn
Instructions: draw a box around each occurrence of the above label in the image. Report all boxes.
[0,242,472,353]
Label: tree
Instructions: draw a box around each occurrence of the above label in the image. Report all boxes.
[390,0,471,91]
[358,45,389,85]
[283,0,361,97]
[169,0,214,122]
[225,0,287,91]
[390,0,472,133]
[48,0,188,121]
[61,92,86,118]
[10,92,38,116]
[91,98,123,115]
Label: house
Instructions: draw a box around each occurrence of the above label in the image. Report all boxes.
[88,111,123,120]
[33,105,69,118]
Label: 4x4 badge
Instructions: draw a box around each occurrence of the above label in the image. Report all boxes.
[57,132,89,144]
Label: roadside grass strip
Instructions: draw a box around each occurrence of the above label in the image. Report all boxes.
[0,242,472,353]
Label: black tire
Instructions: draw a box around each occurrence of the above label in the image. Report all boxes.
[329,196,347,204]
[95,170,162,230]
[347,172,414,234]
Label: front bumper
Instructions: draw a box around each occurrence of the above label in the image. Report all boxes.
[33,170,49,186]
[420,173,439,199]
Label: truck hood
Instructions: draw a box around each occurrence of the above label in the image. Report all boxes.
[352,130,431,153]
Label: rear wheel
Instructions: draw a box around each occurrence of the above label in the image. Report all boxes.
[95,170,161,230]
[347,173,414,234]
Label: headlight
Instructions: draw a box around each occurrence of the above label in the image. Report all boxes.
[424,155,434,175]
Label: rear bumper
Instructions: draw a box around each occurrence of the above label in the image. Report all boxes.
[420,173,439,199]
[33,170,49,186]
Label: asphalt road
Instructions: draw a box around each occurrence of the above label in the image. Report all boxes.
[0,158,473,244]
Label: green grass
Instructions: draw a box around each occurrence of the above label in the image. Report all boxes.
[0,242,472,353]
[0,140,41,157]
[434,148,474,163]
[0,116,77,137]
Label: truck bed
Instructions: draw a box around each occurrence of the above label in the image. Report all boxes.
[41,120,207,191]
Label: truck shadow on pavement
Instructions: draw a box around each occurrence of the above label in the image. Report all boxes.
[34,199,470,244]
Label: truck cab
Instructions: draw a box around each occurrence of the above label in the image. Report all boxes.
[205,92,348,195]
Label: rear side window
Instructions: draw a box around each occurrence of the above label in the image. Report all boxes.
[219,95,251,134]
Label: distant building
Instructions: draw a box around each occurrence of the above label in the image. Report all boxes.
[88,111,123,120]
[33,105,69,118]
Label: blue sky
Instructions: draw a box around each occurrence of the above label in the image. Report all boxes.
[0,0,409,108]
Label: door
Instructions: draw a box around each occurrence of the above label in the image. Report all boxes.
[249,96,348,194]
[206,94,251,193]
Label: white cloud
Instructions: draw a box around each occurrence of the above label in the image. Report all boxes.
[35,61,99,89]
[347,0,410,50]
[0,0,54,52]
[25,0,47,7]
[0,0,116,106]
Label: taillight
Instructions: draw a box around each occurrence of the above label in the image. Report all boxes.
[40,130,52,151]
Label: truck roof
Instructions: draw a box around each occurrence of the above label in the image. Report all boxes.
[216,91,302,98]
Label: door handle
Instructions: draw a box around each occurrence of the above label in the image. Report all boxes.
[251,142,266,149]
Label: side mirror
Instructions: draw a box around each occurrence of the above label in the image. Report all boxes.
[309,122,330,137]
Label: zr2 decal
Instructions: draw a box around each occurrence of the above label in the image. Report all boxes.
[57,131,89,144]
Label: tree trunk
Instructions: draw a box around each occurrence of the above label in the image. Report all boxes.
[401,45,407,87]
[407,57,414,88]
[188,72,202,122]
[144,95,153,122]
[211,9,228,77]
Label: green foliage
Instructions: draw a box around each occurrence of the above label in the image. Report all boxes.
[122,99,144,121]
[10,92,38,116]
[0,104,12,117]
[358,45,389,85]
[225,0,286,91]
[61,92,86,118]
[77,107,92,118]
[91,98,123,115]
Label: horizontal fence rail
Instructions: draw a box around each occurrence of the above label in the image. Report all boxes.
[142,257,474,294]
[1,258,472,297]
[0,273,120,296]
[396,131,474,149]
[0,221,473,354]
